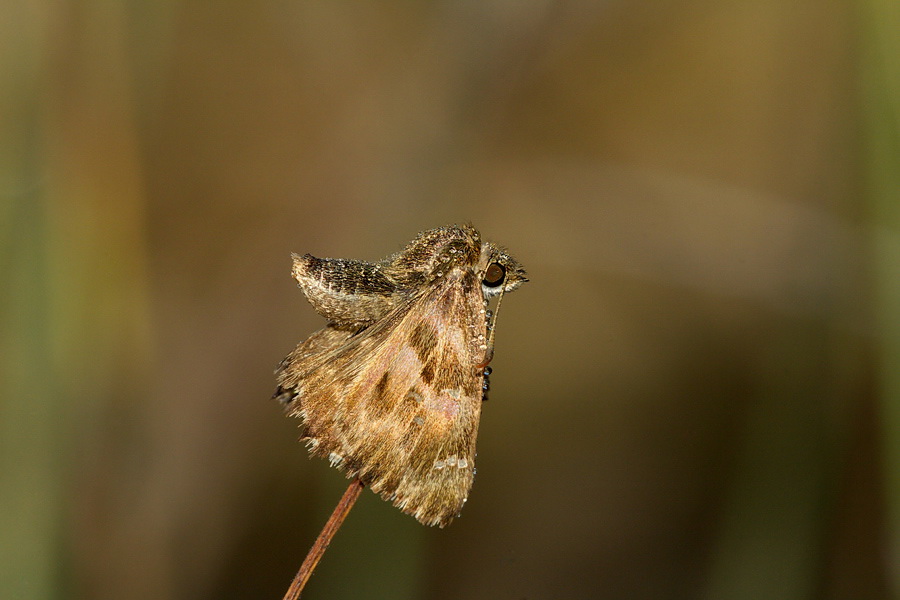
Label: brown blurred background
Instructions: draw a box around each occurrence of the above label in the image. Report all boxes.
[2,1,899,599]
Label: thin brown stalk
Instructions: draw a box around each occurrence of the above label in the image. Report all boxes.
[282,478,364,600]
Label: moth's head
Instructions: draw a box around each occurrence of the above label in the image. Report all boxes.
[479,243,528,298]
[389,224,527,296]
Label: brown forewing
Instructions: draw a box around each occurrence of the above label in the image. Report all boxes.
[276,267,487,527]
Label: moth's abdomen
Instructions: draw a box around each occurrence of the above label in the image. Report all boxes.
[292,254,400,327]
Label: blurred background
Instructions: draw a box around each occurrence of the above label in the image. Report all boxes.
[2,1,898,599]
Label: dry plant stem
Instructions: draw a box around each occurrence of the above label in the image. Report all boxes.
[282,478,365,600]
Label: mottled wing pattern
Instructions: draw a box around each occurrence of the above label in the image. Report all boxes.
[275,267,488,527]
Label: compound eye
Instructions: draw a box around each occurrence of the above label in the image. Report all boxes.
[483,262,506,287]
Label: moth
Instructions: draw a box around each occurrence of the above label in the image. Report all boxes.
[274,224,527,527]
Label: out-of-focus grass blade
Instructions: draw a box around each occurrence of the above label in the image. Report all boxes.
[864,0,900,595]
[0,5,61,599]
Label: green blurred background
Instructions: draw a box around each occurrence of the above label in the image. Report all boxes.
[2,1,898,599]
